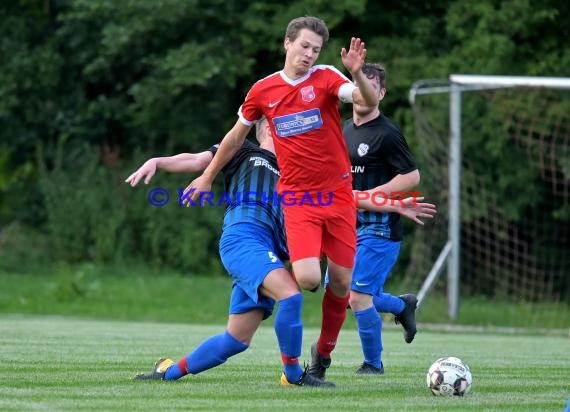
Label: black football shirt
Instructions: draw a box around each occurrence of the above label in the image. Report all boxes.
[343,113,417,241]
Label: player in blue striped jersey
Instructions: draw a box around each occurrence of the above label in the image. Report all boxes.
[127,117,333,387]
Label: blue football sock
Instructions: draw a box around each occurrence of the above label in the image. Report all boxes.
[373,293,405,314]
[164,331,248,380]
[164,362,184,381]
[275,293,303,382]
[354,306,382,369]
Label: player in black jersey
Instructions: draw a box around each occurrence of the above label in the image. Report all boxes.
[347,63,420,374]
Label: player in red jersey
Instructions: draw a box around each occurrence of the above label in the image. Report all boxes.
[184,16,378,386]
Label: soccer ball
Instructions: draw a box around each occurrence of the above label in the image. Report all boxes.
[426,356,472,396]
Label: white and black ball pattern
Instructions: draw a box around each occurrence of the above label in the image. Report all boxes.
[426,356,473,396]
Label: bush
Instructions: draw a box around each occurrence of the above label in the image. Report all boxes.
[33,141,225,275]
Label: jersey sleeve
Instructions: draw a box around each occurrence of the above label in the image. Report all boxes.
[238,81,263,126]
[207,144,220,156]
[209,141,252,158]
[324,65,355,102]
[338,83,356,103]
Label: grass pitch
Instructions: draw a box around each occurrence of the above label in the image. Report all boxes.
[0,315,568,411]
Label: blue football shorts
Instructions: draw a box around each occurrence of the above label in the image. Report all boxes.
[324,234,401,296]
[219,222,285,319]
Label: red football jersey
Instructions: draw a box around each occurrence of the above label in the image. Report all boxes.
[239,65,354,194]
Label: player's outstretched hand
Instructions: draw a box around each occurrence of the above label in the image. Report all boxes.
[125,160,157,187]
[341,37,367,74]
[398,197,437,225]
[181,174,213,207]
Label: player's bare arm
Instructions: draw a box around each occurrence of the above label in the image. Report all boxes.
[341,37,377,106]
[125,152,214,187]
[355,194,437,225]
[365,170,421,198]
[183,120,252,205]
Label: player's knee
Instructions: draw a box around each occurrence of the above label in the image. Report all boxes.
[348,294,362,310]
[349,290,373,312]
[332,284,350,297]
[292,264,321,291]
[327,276,350,296]
[227,330,254,347]
[326,265,352,294]
[296,272,321,291]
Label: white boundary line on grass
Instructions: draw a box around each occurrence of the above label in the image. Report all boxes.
[413,322,568,337]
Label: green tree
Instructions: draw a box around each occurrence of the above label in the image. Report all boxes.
[1,0,567,283]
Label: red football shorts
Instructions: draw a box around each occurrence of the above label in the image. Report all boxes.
[282,189,356,268]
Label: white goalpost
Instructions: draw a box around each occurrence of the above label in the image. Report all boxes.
[409,74,570,320]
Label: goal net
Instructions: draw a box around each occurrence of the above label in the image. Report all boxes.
[405,75,570,327]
